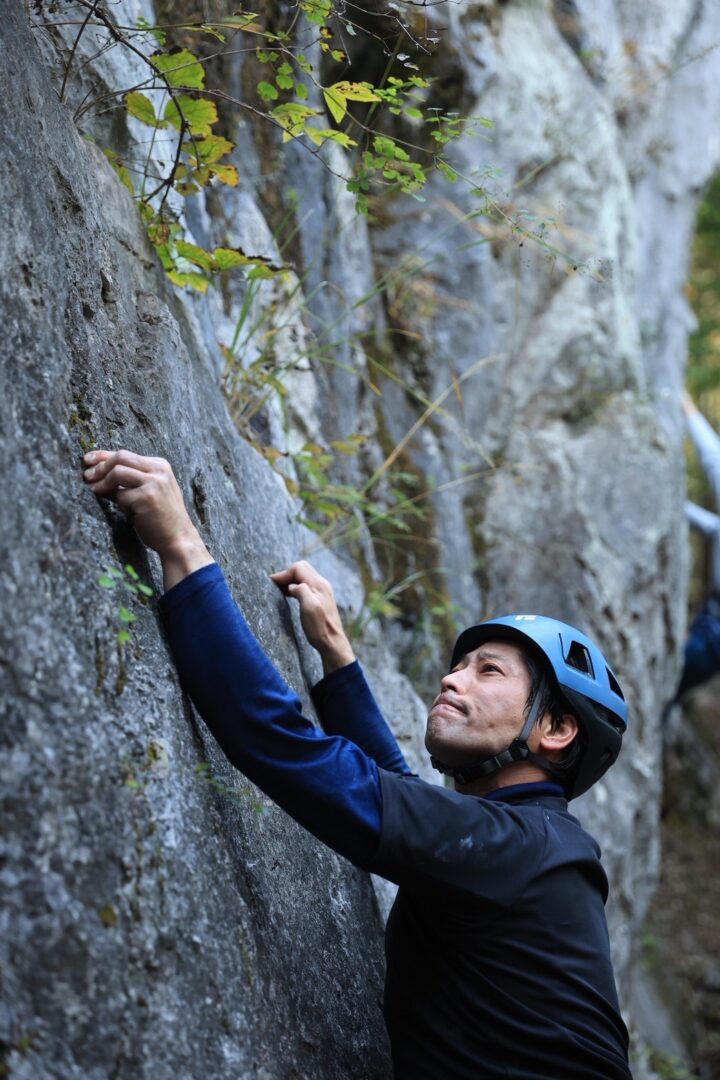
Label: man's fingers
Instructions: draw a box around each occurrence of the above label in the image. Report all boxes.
[82,449,112,464]
[87,464,150,497]
[115,487,143,516]
[83,449,160,482]
[287,582,317,604]
[270,560,329,593]
[270,567,295,590]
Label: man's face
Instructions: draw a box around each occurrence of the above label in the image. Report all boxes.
[425,639,533,765]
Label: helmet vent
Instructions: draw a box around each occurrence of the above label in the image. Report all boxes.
[566,641,595,677]
[606,667,625,701]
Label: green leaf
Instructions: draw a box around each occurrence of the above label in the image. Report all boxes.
[308,127,356,148]
[118,606,137,624]
[213,247,252,270]
[296,82,309,100]
[152,48,205,90]
[98,574,117,589]
[272,102,319,138]
[248,264,279,280]
[194,24,226,41]
[213,247,285,274]
[323,86,346,123]
[124,564,139,580]
[124,91,164,128]
[168,270,210,292]
[191,166,212,187]
[103,150,135,195]
[437,160,459,182]
[137,583,154,597]
[187,135,234,165]
[175,239,216,271]
[302,0,332,25]
[404,106,423,120]
[176,181,201,195]
[136,16,166,46]
[258,81,279,102]
[276,73,294,90]
[164,95,218,136]
[219,14,263,33]
[373,135,410,161]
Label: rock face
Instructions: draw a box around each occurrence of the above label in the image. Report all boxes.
[2,0,720,1076]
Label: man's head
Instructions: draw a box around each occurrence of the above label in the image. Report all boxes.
[428,614,628,798]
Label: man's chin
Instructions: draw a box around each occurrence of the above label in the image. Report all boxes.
[425,723,467,766]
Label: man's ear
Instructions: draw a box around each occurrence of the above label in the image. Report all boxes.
[537,712,578,753]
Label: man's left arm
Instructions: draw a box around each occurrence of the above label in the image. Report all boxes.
[271,561,412,775]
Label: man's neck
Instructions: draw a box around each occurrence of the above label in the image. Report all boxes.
[454,761,551,797]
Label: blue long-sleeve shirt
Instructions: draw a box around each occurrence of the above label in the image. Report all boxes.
[159,562,411,866]
[159,562,630,1079]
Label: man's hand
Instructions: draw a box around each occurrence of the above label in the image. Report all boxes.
[83,450,213,590]
[271,561,355,675]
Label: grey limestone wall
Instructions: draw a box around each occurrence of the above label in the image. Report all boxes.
[3,0,720,1076]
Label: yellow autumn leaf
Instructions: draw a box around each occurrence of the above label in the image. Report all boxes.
[329,81,381,104]
[209,164,240,186]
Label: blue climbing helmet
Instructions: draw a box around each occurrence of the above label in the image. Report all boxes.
[437,614,629,798]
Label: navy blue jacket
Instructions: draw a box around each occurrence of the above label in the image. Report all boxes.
[159,563,631,1079]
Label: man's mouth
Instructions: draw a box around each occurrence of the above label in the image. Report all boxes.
[430,694,466,716]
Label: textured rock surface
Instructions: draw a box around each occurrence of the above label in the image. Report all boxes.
[0,7,395,1077]
[3,0,720,1076]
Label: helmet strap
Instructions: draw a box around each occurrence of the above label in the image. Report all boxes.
[431,688,566,787]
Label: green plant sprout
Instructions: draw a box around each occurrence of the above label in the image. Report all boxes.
[98,563,153,645]
[194,762,273,815]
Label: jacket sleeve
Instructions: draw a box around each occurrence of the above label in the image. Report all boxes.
[159,563,382,867]
[311,662,413,775]
[677,593,720,697]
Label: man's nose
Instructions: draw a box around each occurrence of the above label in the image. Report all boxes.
[440,668,466,693]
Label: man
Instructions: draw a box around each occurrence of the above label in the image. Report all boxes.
[83,449,632,1079]
[678,392,720,696]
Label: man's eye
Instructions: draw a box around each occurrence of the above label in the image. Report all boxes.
[483,664,501,674]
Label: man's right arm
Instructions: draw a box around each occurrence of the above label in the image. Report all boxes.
[82,450,393,864]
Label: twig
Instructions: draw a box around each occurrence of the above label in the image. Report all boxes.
[60,0,100,103]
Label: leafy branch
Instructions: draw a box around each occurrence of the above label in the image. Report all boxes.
[34,0,480,288]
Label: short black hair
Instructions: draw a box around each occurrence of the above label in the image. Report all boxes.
[518,641,585,786]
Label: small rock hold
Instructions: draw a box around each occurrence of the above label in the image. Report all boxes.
[100,271,116,304]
